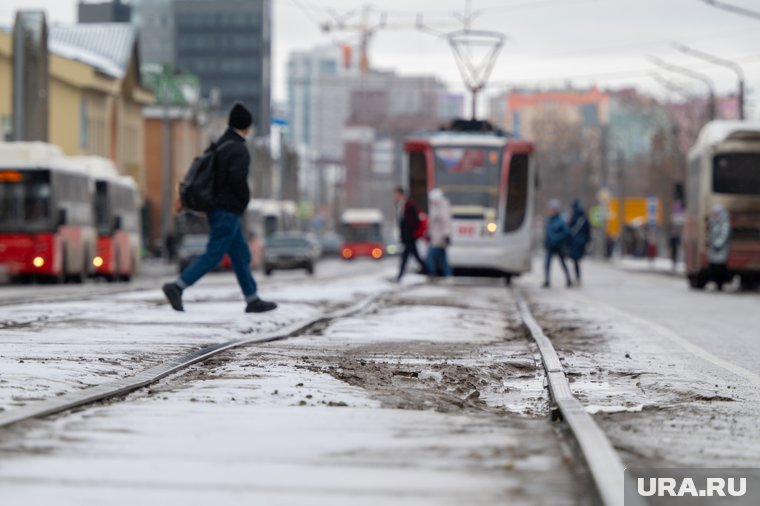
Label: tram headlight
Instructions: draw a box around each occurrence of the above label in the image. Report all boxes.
[32,256,45,268]
[486,222,498,234]
[93,256,104,268]
[386,244,398,255]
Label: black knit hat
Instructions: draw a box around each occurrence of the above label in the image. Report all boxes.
[228,102,253,130]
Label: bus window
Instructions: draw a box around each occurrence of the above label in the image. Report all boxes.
[409,151,428,213]
[94,181,112,235]
[713,154,760,195]
[504,154,529,232]
[0,171,52,231]
[343,223,382,243]
[264,216,278,237]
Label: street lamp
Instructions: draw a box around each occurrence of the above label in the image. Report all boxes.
[649,56,716,120]
[671,42,746,119]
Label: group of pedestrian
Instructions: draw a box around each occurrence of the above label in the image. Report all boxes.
[394,186,453,282]
[543,198,591,288]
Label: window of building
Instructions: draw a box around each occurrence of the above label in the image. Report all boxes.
[80,99,89,149]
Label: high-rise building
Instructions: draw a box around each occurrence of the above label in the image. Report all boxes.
[78,0,132,23]
[287,43,357,149]
[174,0,271,136]
[131,0,175,68]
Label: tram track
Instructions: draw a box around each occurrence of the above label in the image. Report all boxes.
[513,289,644,506]
[0,287,397,430]
[2,277,643,505]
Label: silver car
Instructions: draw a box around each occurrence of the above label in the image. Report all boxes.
[263,232,320,276]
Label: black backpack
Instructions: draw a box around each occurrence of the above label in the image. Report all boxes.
[179,141,233,212]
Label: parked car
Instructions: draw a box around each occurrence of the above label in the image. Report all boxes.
[177,234,230,272]
[263,232,320,276]
[319,232,343,257]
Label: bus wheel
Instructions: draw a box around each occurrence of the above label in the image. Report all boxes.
[688,270,708,290]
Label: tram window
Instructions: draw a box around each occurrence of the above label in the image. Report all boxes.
[409,151,428,213]
[433,147,501,216]
[712,154,760,195]
[504,154,529,233]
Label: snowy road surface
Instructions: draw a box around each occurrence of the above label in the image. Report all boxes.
[0,256,757,504]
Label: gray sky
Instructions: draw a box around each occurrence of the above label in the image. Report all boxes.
[2,0,760,117]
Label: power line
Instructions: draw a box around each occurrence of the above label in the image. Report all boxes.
[698,0,760,21]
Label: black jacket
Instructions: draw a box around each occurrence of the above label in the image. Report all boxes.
[399,199,421,245]
[212,129,250,214]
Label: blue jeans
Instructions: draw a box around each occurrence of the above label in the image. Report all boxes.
[427,246,452,277]
[180,210,257,298]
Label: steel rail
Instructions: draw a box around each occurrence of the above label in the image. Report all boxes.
[0,290,389,430]
[514,290,645,506]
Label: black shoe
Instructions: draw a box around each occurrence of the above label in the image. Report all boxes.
[566,279,573,288]
[246,297,278,313]
[542,281,550,288]
[162,282,184,312]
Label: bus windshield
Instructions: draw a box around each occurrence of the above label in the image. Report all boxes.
[434,146,502,217]
[0,171,52,232]
[343,223,382,243]
[713,154,760,195]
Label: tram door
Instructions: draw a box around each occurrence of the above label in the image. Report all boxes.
[407,150,429,213]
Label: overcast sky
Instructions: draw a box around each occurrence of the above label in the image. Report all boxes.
[2,0,759,117]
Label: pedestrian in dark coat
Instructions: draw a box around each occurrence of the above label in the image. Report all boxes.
[568,199,591,284]
[543,199,572,288]
[393,186,427,281]
[162,102,277,313]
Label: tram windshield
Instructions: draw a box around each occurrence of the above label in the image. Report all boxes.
[433,147,502,218]
[713,154,760,195]
[0,170,52,232]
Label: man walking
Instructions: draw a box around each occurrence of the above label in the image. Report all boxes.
[393,187,427,282]
[162,102,277,313]
[543,199,572,288]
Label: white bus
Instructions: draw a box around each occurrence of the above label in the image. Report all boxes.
[684,120,760,289]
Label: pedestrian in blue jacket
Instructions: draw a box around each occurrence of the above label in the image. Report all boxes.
[544,199,572,288]
[568,199,591,284]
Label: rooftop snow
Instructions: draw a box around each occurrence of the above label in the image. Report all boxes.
[49,23,136,79]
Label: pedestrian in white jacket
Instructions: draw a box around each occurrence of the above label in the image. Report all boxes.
[426,188,453,277]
